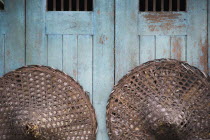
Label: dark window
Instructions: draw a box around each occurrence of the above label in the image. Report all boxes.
[0,0,4,10]
[47,0,93,11]
[140,0,186,12]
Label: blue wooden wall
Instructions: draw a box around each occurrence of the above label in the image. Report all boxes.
[0,0,209,140]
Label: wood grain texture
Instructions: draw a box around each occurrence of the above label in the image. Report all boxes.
[77,35,93,101]
[63,35,78,80]
[115,0,139,83]
[156,36,170,59]
[46,12,93,35]
[187,0,208,73]
[26,0,47,65]
[4,0,25,73]
[93,0,114,139]
[140,36,155,64]
[0,35,4,76]
[171,36,186,61]
[47,35,63,70]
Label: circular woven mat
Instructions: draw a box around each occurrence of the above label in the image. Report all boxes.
[0,66,97,140]
[107,59,210,140]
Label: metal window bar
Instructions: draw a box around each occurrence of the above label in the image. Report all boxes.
[140,0,187,12]
[161,0,164,11]
[76,0,79,11]
[153,0,156,11]
[47,0,93,11]
[177,0,180,11]
[145,0,148,11]
[69,0,72,11]
[169,0,172,11]
[84,0,88,11]
[61,0,64,11]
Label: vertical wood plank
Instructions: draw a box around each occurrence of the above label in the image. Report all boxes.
[140,36,155,64]
[77,35,92,101]
[26,0,47,65]
[48,35,63,70]
[171,36,186,61]
[93,0,114,139]
[0,35,4,76]
[208,0,210,75]
[116,0,139,82]
[4,0,25,73]
[156,36,171,59]
[63,35,78,80]
[187,0,208,73]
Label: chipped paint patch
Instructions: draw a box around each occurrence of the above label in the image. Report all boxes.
[199,39,208,73]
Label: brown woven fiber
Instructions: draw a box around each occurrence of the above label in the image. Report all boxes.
[107,59,210,140]
[0,65,97,140]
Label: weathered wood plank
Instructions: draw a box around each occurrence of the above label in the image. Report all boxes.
[26,0,47,65]
[47,35,63,70]
[0,12,6,34]
[93,0,114,139]
[115,0,139,83]
[140,35,155,64]
[46,12,93,35]
[171,36,186,61]
[63,35,78,80]
[187,0,208,73]
[4,0,25,73]
[77,35,92,101]
[138,12,188,36]
[0,35,4,76]
[156,36,171,59]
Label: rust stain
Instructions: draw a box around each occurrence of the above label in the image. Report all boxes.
[144,13,182,23]
[97,10,100,14]
[199,39,208,73]
[172,38,182,60]
[99,35,108,45]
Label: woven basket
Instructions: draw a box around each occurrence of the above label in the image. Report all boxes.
[0,65,97,140]
[107,59,210,140]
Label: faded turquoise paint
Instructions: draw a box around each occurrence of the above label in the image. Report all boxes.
[0,0,25,74]
[0,0,209,140]
[208,0,210,75]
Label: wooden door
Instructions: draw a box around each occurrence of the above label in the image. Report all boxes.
[0,0,25,75]
[26,0,114,139]
[115,0,209,82]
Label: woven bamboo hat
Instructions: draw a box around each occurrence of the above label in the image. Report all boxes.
[0,66,97,140]
[107,59,210,140]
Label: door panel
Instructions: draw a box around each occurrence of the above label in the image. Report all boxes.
[26,0,114,139]
[116,0,208,83]
[0,0,25,75]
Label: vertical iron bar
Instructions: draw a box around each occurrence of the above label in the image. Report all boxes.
[53,0,56,11]
[47,0,48,11]
[161,0,164,11]
[77,0,79,11]
[153,0,156,11]
[84,0,87,11]
[177,0,180,11]
[61,0,64,11]
[145,0,148,11]
[169,0,172,11]
[69,0,72,11]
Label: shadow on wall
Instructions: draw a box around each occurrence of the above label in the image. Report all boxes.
[0,0,4,10]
